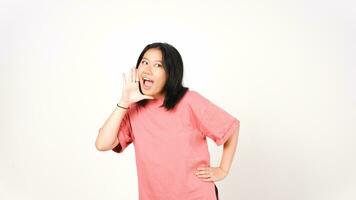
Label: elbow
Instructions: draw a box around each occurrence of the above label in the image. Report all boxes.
[95,128,111,151]
[95,141,108,151]
[95,138,109,151]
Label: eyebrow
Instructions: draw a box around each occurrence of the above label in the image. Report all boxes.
[142,57,162,63]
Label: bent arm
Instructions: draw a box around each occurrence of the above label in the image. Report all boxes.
[219,125,240,174]
[95,101,129,151]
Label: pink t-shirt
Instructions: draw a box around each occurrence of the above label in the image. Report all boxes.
[113,90,240,200]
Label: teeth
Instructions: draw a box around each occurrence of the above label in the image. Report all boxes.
[143,77,152,81]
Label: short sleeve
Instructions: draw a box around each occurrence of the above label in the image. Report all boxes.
[112,110,134,153]
[188,91,240,146]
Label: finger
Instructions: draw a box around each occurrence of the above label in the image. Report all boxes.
[195,170,209,175]
[195,171,203,175]
[197,167,208,171]
[201,177,214,182]
[132,67,136,83]
[135,67,139,82]
[122,73,127,86]
[132,66,135,83]
[196,174,210,178]
[130,67,134,83]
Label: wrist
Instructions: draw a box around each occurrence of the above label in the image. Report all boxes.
[116,103,129,110]
[118,99,130,108]
[219,166,229,175]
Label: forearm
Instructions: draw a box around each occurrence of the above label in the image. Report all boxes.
[95,100,129,151]
[219,127,240,174]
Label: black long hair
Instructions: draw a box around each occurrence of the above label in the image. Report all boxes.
[135,42,189,111]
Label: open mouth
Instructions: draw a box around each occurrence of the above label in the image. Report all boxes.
[142,77,154,89]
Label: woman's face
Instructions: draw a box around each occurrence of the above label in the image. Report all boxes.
[137,48,167,99]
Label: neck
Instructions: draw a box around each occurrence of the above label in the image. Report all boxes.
[149,94,164,105]
[153,93,165,100]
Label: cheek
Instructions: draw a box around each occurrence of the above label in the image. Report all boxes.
[137,66,144,76]
[155,74,167,88]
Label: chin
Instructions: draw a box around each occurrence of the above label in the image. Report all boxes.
[142,89,154,96]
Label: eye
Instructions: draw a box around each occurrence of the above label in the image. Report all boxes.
[154,63,162,67]
[141,60,148,65]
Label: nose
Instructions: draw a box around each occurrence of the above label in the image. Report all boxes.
[142,64,153,75]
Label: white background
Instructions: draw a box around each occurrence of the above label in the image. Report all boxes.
[1,0,355,199]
